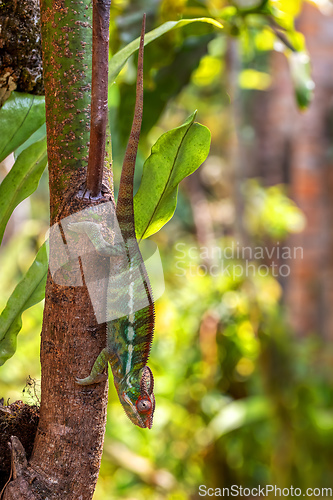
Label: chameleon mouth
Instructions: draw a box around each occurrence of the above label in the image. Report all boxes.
[122,393,147,428]
[145,417,153,430]
[139,407,153,429]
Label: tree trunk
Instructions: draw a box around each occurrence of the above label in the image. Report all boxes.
[3,1,111,498]
[287,3,333,338]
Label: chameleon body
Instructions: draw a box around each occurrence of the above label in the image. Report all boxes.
[69,17,155,429]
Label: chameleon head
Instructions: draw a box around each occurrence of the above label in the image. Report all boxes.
[119,366,155,429]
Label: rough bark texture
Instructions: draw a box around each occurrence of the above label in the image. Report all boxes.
[0,0,44,106]
[2,1,112,498]
[0,401,39,492]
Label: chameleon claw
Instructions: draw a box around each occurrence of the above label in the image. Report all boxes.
[67,220,124,257]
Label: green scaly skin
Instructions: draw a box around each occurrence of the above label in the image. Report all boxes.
[70,17,155,429]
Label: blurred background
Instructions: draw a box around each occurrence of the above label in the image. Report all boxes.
[1,0,333,498]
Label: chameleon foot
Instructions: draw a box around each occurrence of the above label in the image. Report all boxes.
[76,373,107,385]
[67,221,124,257]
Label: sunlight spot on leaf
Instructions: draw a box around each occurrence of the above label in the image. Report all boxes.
[238,69,272,90]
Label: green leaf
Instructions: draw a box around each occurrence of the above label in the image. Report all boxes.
[0,92,46,162]
[232,0,269,13]
[15,123,47,159]
[238,69,272,90]
[134,112,211,240]
[288,51,314,110]
[0,242,48,366]
[109,17,223,83]
[0,138,48,244]
[117,35,211,144]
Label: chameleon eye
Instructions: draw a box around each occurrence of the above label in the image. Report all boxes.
[136,398,152,413]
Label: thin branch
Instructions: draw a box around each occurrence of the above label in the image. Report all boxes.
[267,16,297,52]
[86,0,111,198]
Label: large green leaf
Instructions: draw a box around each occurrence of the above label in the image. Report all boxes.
[0,92,46,162]
[0,138,48,244]
[134,112,211,240]
[117,35,212,144]
[0,242,48,366]
[109,17,223,83]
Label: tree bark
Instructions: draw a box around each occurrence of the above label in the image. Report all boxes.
[3,1,112,498]
[0,0,44,106]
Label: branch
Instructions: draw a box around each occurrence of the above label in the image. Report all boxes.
[86,0,112,198]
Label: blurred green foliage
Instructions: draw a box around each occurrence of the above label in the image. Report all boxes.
[1,0,331,498]
[243,180,306,239]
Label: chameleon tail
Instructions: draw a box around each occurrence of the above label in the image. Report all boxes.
[76,348,110,385]
[116,14,145,240]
